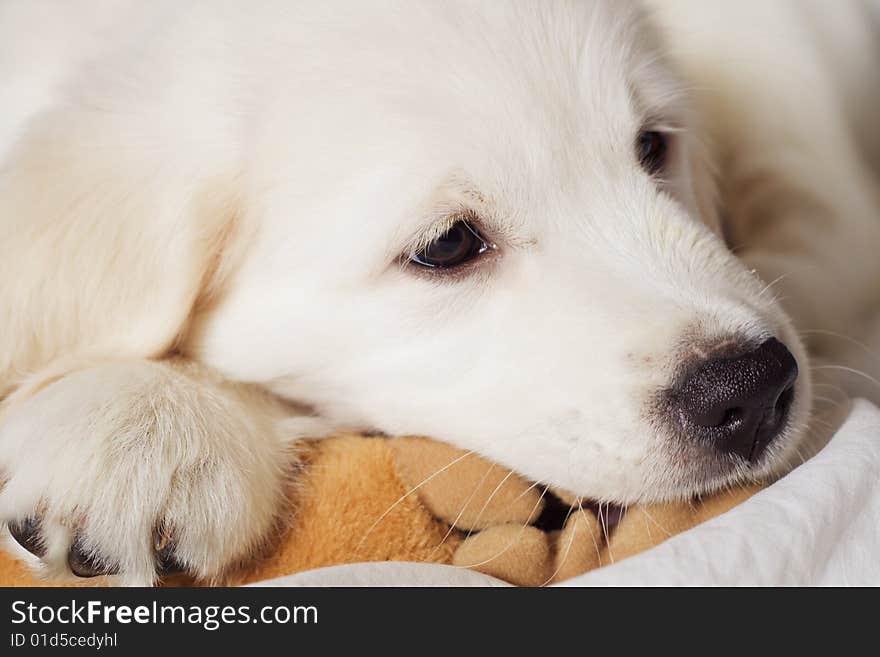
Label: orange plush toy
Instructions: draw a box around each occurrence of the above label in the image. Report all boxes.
[0,434,761,587]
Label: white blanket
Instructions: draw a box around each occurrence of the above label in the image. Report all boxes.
[255,399,880,587]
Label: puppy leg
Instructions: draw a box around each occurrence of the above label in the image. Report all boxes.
[0,359,326,585]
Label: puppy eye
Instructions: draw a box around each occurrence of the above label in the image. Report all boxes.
[409,220,492,269]
[636,130,669,175]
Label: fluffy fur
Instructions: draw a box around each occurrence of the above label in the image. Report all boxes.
[1,0,879,584]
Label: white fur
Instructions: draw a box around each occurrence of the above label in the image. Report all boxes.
[0,0,878,584]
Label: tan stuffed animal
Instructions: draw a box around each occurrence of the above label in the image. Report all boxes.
[0,434,761,587]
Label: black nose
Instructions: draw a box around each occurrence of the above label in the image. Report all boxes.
[673,338,798,462]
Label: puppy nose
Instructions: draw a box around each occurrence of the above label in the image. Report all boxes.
[674,338,798,462]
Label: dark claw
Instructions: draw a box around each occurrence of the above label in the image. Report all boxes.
[68,536,118,578]
[8,517,46,558]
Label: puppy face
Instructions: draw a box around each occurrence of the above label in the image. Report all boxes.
[189,1,811,504]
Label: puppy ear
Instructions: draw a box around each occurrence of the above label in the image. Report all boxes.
[0,102,243,395]
[685,128,723,240]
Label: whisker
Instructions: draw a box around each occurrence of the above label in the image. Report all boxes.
[463,469,517,541]
[598,502,616,564]
[799,328,880,363]
[580,503,604,569]
[811,394,846,406]
[757,271,795,300]
[808,416,839,431]
[355,450,476,554]
[811,364,880,389]
[811,381,849,396]
[540,497,582,586]
[454,485,550,572]
[448,477,544,550]
[427,462,498,561]
[639,507,673,538]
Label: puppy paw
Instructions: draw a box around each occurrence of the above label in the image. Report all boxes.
[0,361,300,585]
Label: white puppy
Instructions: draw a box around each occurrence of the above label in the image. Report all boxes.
[1,0,878,585]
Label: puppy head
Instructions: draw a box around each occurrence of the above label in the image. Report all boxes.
[190,1,811,504]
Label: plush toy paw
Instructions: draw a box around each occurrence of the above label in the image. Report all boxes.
[389,436,762,586]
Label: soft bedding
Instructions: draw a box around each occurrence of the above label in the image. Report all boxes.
[255,399,880,587]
